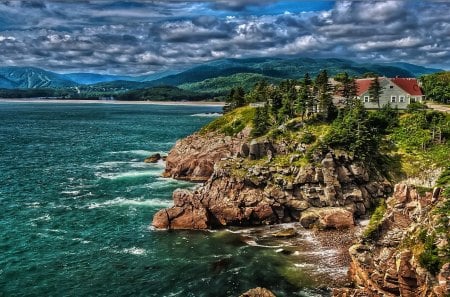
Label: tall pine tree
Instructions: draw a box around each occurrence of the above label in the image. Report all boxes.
[369,75,383,109]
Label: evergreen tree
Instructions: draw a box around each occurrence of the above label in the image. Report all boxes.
[340,72,358,109]
[252,104,270,137]
[315,70,335,120]
[302,73,315,116]
[270,86,283,123]
[369,75,383,109]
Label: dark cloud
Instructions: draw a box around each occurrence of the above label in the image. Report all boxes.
[0,0,448,74]
[209,0,276,11]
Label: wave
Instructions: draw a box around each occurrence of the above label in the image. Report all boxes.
[122,247,147,255]
[86,197,172,209]
[190,112,222,117]
[96,169,162,180]
[108,150,163,156]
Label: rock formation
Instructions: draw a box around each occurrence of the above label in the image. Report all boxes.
[239,287,276,297]
[162,130,249,182]
[333,184,450,297]
[153,145,391,229]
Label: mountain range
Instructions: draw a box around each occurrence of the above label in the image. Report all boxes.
[0,58,444,99]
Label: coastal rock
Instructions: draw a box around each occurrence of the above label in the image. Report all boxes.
[335,184,449,297]
[155,148,390,229]
[163,130,249,182]
[152,189,209,229]
[144,153,162,163]
[239,287,276,297]
[300,207,354,229]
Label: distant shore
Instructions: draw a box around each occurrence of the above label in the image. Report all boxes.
[0,98,225,107]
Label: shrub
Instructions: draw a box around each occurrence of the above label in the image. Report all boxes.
[362,199,387,241]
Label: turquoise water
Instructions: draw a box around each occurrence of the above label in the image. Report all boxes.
[0,102,331,297]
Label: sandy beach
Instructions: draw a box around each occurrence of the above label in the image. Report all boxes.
[0,98,225,107]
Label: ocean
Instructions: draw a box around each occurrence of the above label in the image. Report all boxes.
[0,102,340,297]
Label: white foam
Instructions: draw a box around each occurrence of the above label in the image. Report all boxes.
[109,150,161,156]
[72,238,91,244]
[60,190,81,196]
[25,202,41,208]
[30,214,51,221]
[86,197,172,209]
[96,170,162,180]
[190,112,222,117]
[122,247,146,255]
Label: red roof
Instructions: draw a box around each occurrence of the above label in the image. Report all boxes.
[390,78,423,96]
[355,78,374,96]
[355,77,423,96]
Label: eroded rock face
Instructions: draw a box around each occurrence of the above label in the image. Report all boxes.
[153,151,391,230]
[163,130,249,182]
[334,184,450,297]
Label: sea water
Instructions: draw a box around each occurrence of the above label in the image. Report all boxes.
[0,102,335,297]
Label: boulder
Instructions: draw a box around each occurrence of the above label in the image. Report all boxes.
[144,153,161,163]
[300,207,354,229]
[239,287,276,297]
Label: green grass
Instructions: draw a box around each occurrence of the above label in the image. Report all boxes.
[362,199,387,241]
[199,106,255,136]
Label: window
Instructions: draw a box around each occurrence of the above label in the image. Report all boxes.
[364,96,369,103]
[390,85,394,89]
[399,96,405,103]
[391,96,396,103]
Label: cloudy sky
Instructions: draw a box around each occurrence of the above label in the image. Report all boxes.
[0,0,449,74]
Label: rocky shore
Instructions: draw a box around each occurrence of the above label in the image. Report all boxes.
[333,184,449,297]
[153,131,391,230]
[152,126,448,296]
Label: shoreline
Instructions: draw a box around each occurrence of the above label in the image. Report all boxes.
[0,98,225,107]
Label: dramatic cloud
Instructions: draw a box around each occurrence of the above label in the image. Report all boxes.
[0,0,448,74]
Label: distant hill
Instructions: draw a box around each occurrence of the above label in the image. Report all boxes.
[0,67,78,89]
[0,58,443,100]
[179,73,283,95]
[64,73,137,85]
[117,85,210,101]
[381,62,443,77]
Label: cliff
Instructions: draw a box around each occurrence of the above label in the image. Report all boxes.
[333,184,450,297]
[153,128,392,229]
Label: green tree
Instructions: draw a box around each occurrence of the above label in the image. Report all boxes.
[252,104,270,137]
[420,72,450,103]
[324,100,380,161]
[315,70,337,121]
[369,75,383,108]
[340,72,358,108]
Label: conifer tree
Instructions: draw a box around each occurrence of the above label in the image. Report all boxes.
[340,72,358,109]
[252,104,270,137]
[369,75,383,109]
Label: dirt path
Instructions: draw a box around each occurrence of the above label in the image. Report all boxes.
[426,102,450,113]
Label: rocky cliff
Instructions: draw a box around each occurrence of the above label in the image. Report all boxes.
[162,129,249,182]
[153,130,392,230]
[333,184,450,297]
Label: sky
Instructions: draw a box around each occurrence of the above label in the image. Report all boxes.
[0,0,449,74]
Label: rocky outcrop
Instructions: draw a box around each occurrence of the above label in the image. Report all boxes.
[239,287,276,297]
[334,184,450,297]
[153,151,391,230]
[162,130,249,182]
[144,153,163,163]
